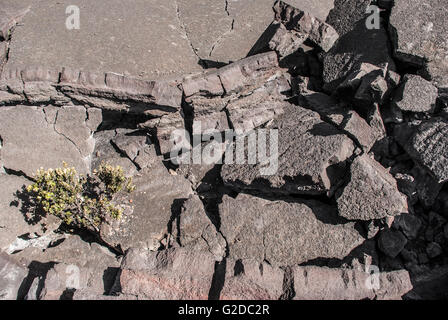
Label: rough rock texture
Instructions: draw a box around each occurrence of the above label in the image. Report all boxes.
[170,195,226,261]
[14,235,120,300]
[293,266,412,300]
[0,2,30,40]
[393,75,439,113]
[378,229,408,258]
[322,17,395,93]
[220,259,285,300]
[400,118,448,184]
[0,251,28,300]
[389,0,448,88]
[222,102,355,195]
[336,155,408,221]
[219,194,365,266]
[116,246,216,299]
[99,160,193,252]
[272,1,339,53]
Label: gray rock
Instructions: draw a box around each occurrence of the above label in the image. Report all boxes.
[426,242,443,259]
[0,2,30,40]
[389,0,448,88]
[0,251,28,300]
[170,195,226,261]
[326,0,371,36]
[336,155,408,221]
[222,103,355,195]
[272,1,339,52]
[303,91,380,151]
[116,246,216,300]
[99,159,193,251]
[219,194,365,266]
[378,229,408,258]
[0,106,96,176]
[403,118,448,184]
[220,259,285,300]
[293,266,412,300]
[393,214,422,239]
[322,18,395,93]
[4,0,202,80]
[14,234,120,299]
[393,75,438,113]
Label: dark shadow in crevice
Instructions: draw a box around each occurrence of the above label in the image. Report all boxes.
[208,258,227,300]
[17,261,57,300]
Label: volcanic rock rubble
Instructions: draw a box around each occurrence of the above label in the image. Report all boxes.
[0,0,447,300]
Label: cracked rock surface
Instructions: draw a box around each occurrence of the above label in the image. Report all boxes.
[1,0,448,301]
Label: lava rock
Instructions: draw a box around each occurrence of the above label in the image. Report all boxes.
[378,229,408,258]
[392,75,438,113]
[219,194,365,266]
[336,155,408,221]
[0,251,28,300]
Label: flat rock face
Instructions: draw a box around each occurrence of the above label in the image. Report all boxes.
[220,259,285,300]
[336,155,408,221]
[392,75,439,113]
[0,252,28,300]
[4,0,202,80]
[402,118,448,184]
[219,194,365,266]
[293,266,412,300]
[117,246,216,300]
[0,174,43,251]
[389,0,448,88]
[99,162,193,251]
[0,105,99,176]
[222,103,355,195]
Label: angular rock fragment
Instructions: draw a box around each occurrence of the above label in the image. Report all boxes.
[326,0,372,36]
[0,251,28,300]
[222,103,355,195]
[116,246,216,300]
[292,266,412,300]
[336,155,408,221]
[392,75,438,113]
[322,18,395,93]
[389,0,448,88]
[393,214,422,239]
[378,229,408,258]
[273,1,339,52]
[302,91,379,151]
[219,194,365,266]
[170,195,226,261]
[402,118,448,183]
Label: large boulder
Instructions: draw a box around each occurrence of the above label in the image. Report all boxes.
[389,0,448,88]
[222,103,355,196]
[219,194,365,266]
[336,154,408,221]
[115,246,216,300]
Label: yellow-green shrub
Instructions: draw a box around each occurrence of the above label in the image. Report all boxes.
[25,162,135,232]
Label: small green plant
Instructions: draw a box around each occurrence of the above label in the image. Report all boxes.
[25,162,135,232]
